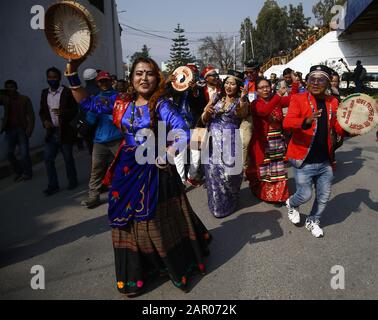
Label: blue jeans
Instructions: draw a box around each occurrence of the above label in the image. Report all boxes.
[44,131,77,188]
[289,161,334,223]
[5,127,33,177]
[355,79,363,93]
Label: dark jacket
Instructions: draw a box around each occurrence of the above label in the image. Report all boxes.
[0,92,35,135]
[39,86,78,144]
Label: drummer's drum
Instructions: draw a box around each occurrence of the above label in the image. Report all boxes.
[44,1,98,60]
[171,66,194,92]
[337,93,378,135]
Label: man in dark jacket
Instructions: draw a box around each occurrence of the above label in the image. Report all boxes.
[39,67,78,196]
[0,80,35,182]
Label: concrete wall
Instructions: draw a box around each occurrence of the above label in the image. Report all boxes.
[0,0,124,161]
[264,30,378,78]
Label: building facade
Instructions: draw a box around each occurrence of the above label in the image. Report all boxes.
[0,0,124,161]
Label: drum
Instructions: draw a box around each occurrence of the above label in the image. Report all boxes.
[171,66,193,92]
[44,1,98,60]
[337,93,378,135]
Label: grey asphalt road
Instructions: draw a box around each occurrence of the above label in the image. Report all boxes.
[0,131,377,300]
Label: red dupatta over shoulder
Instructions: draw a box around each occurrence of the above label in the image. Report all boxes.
[103,94,132,186]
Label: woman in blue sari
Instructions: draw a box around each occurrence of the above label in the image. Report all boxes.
[200,70,250,218]
[65,57,211,297]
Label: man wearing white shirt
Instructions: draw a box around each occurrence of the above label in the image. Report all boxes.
[39,67,78,196]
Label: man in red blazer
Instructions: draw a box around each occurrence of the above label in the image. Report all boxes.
[283,65,346,238]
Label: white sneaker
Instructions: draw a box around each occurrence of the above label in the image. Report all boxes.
[286,199,300,225]
[305,220,324,238]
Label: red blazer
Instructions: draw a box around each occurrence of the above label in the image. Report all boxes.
[283,92,345,169]
[248,83,298,178]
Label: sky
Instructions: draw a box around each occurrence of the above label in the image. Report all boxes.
[115,0,319,66]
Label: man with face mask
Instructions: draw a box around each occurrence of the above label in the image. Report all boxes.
[0,80,35,182]
[39,67,79,196]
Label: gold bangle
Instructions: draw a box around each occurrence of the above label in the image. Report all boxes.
[64,71,78,77]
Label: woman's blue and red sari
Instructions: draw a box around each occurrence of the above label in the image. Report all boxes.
[80,95,211,296]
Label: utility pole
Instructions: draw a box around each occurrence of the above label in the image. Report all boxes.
[234,35,236,70]
[250,29,255,59]
[244,24,247,63]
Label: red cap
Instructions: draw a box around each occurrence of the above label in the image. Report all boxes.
[96,71,111,81]
[201,66,216,78]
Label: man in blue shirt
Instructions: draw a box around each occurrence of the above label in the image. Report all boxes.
[81,71,123,208]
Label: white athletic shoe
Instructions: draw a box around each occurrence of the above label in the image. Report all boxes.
[286,199,300,225]
[305,220,324,238]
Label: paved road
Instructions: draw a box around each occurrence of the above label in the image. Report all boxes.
[0,131,377,300]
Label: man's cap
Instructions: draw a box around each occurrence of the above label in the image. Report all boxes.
[201,66,217,78]
[309,65,333,81]
[83,68,97,81]
[244,60,260,70]
[96,71,112,81]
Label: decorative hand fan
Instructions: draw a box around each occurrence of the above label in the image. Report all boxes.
[44,1,98,60]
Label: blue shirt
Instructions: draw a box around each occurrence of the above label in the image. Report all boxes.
[85,90,123,144]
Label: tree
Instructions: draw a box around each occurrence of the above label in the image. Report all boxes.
[198,34,239,73]
[253,0,290,63]
[312,0,347,27]
[130,44,150,63]
[240,17,256,65]
[167,24,194,72]
[285,4,311,50]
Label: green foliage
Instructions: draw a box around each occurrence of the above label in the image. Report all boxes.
[167,24,194,73]
[286,3,312,50]
[253,0,290,63]
[240,0,313,65]
[312,0,347,27]
[240,17,256,64]
[130,44,150,63]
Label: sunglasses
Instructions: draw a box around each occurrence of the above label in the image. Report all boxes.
[207,73,219,78]
[308,76,328,85]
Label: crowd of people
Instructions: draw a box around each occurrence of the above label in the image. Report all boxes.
[0,56,371,297]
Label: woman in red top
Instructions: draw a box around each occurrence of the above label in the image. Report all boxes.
[246,77,298,203]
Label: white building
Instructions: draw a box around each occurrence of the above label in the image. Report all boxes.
[0,0,124,161]
[264,0,378,79]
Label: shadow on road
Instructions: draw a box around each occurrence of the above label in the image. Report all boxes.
[322,188,378,227]
[185,210,283,292]
[333,147,365,185]
[0,214,109,268]
[207,210,283,273]
[238,186,260,210]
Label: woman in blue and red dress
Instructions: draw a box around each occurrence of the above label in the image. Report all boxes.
[65,57,211,297]
[246,77,298,203]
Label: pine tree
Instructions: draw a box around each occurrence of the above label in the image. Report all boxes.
[130,44,150,63]
[167,24,194,72]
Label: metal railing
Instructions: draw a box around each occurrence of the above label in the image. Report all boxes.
[261,26,331,73]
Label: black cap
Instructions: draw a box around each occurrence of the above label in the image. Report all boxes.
[309,65,333,79]
[244,60,260,70]
[226,70,244,82]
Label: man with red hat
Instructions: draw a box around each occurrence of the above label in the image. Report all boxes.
[240,60,260,173]
[80,70,123,208]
